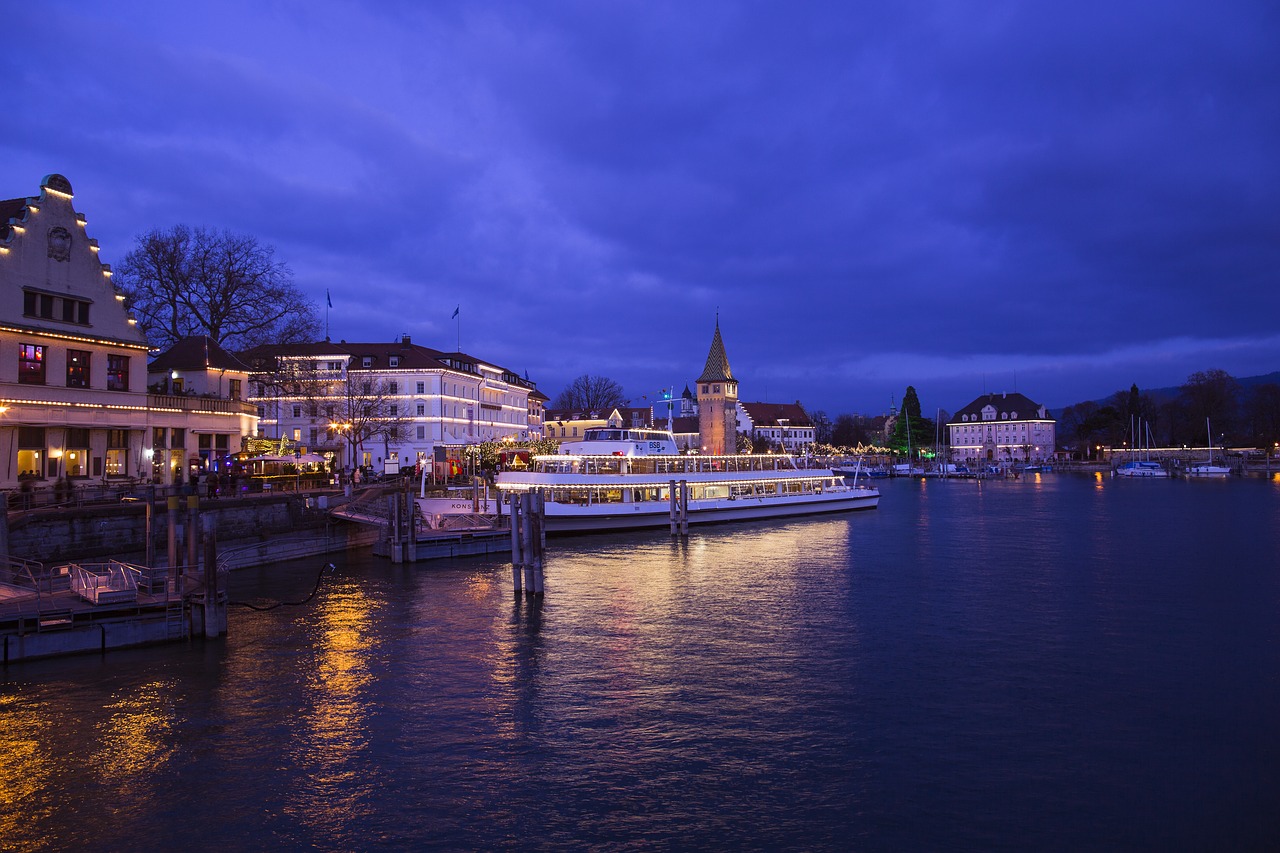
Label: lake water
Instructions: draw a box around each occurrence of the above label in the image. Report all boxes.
[3,473,1279,851]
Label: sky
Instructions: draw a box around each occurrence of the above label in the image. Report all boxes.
[5,1,1279,416]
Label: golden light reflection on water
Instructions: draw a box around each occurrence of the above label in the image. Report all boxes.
[0,691,58,838]
[90,679,179,784]
[478,519,859,741]
[283,585,378,834]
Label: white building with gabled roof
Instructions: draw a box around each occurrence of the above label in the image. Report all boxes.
[0,174,151,487]
[947,392,1056,463]
[242,337,542,475]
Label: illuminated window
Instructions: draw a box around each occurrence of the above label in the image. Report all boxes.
[18,427,45,479]
[65,428,91,477]
[66,349,91,388]
[105,429,129,477]
[19,344,46,384]
[106,354,129,391]
[229,379,241,399]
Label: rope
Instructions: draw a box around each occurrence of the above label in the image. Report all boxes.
[228,562,335,611]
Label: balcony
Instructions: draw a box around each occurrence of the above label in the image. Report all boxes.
[147,393,258,416]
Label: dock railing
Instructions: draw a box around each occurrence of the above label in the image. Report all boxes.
[68,562,141,605]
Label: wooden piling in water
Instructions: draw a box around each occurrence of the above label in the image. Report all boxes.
[669,480,689,535]
[203,530,220,639]
[509,492,523,594]
[167,496,180,585]
[531,490,545,595]
[669,479,677,534]
[186,496,199,570]
[680,480,689,535]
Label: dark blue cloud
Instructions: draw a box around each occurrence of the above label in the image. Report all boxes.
[6,1,1278,414]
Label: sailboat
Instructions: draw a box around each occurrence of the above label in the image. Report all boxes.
[1186,418,1231,478]
[1113,416,1169,478]
[891,409,925,477]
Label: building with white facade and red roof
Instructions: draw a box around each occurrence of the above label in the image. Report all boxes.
[241,337,541,476]
[737,401,816,453]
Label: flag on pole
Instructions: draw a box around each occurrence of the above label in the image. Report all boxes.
[327,289,333,308]
[452,305,460,319]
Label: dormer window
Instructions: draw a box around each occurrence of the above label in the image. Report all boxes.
[362,356,372,368]
[389,356,400,367]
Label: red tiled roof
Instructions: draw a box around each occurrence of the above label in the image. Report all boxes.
[739,401,812,428]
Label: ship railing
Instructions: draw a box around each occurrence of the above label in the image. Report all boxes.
[535,453,800,476]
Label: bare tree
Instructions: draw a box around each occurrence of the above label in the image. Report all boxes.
[1180,369,1240,440]
[331,374,409,473]
[117,225,320,351]
[552,374,626,412]
[243,353,406,473]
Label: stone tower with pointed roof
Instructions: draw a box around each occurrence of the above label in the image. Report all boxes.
[696,318,738,455]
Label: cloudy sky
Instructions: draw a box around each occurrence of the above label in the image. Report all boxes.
[6,1,1278,415]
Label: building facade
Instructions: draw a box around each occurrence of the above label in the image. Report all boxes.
[243,338,541,474]
[737,401,816,453]
[146,336,257,482]
[947,392,1057,463]
[543,406,653,440]
[1,175,153,489]
[0,176,261,493]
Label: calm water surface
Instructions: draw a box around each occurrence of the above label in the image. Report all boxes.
[3,473,1279,850]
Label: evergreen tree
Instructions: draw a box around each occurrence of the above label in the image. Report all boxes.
[889,386,934,456]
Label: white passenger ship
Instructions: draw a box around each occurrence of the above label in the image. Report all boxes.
[494,428,880,533]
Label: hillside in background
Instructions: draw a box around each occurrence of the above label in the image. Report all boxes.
[1050,370,1280,418]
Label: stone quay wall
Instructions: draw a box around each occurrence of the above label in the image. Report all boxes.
[5,493,346,567]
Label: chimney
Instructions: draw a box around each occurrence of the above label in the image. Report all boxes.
[401,335,411,348]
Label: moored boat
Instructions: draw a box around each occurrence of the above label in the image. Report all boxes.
[1186,418,1231,478]
[1113,459,1170,478]
[494,428,879,533]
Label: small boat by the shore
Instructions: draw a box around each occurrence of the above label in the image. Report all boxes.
[1186,418,1231,478]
